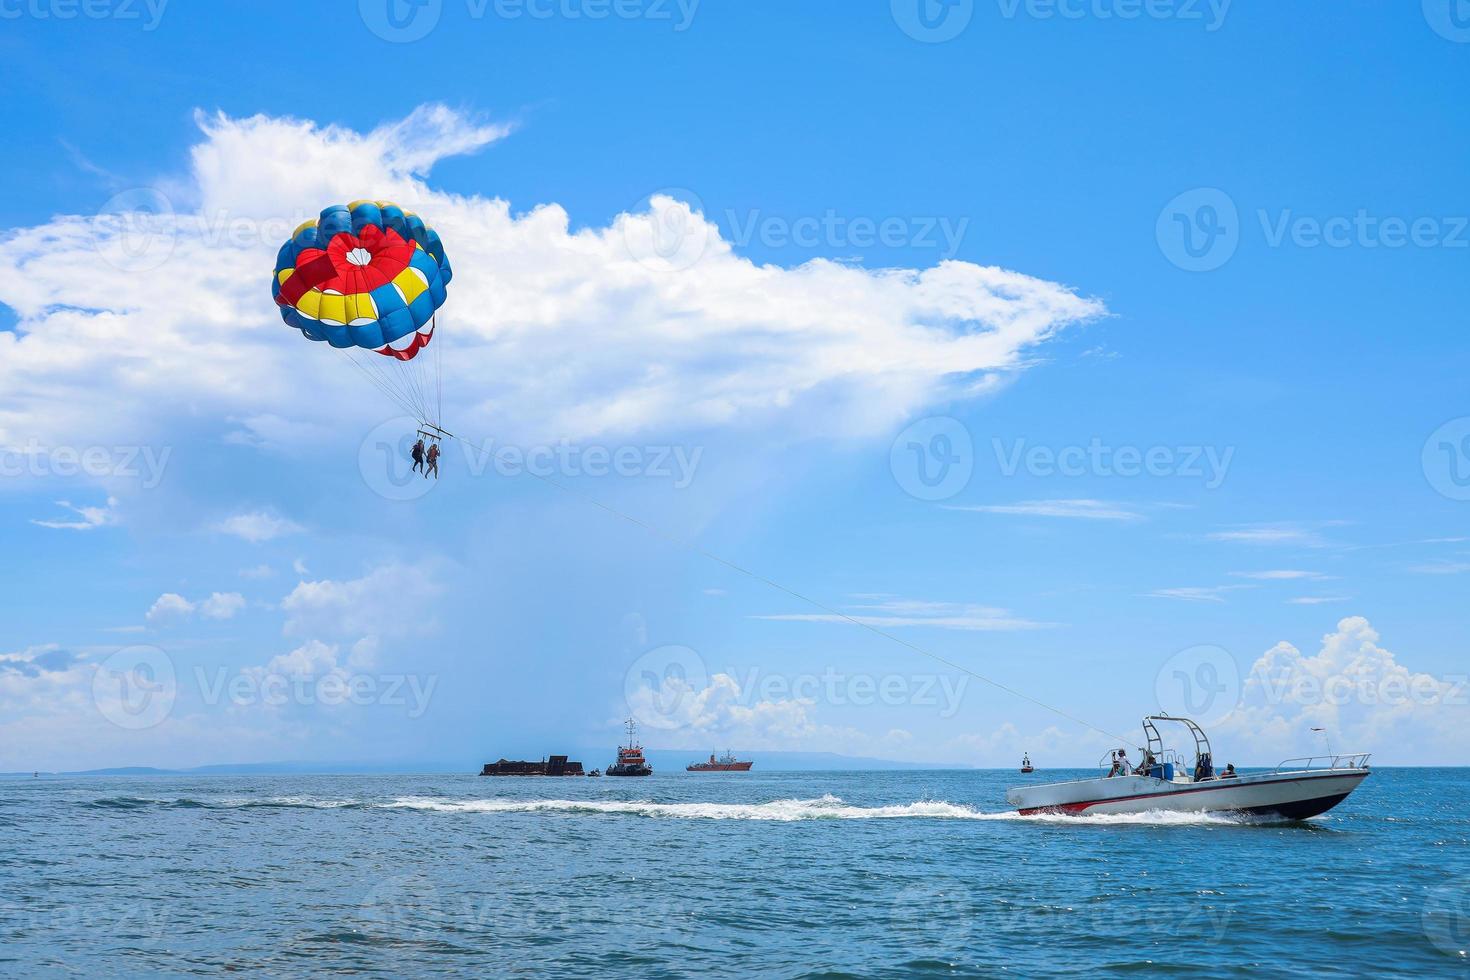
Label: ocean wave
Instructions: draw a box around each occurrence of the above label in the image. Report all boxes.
[83,796,367,811]
[78,793,1278,826]
[382,795,1262,825]
[380,793,1002,821]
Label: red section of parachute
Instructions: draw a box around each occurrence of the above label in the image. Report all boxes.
[375,322,436,361]
[275,225,415,307]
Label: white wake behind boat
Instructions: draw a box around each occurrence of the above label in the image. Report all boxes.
[1005,715,1370,819]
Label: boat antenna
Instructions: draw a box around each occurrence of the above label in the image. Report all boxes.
[442,433,1135,746]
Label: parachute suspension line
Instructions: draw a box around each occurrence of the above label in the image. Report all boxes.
[435,313,444,432]
[344,348,419,420]
[436,430,1134,747]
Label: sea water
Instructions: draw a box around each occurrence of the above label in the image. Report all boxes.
[3,768,1468,976]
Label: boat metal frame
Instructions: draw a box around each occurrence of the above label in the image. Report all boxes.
[1142,714,1212,775]
[1275,753,1371,773]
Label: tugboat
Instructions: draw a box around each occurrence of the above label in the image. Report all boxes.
[687,750,753,772]
[606,718,653,777]
[1020,753,1034,774]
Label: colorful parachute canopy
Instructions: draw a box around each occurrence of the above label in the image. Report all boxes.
[272,200,451,361]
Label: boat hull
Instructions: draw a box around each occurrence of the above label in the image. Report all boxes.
[1006,769,1368,819]
[687,762,753,772]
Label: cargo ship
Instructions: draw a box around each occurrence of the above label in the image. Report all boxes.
[687,750,753,772]
[606,718,653,777]
[480,755,584,776]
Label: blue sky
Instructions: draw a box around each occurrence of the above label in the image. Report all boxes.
[1,0,1467,770]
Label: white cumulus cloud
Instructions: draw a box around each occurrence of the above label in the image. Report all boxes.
[0,105,1104,461]
[214,511,304,543]
[1216,616,1468,763]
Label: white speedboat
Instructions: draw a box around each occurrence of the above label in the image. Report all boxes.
[1005,715,1369,819]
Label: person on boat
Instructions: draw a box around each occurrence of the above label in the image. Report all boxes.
[425,441,440,479]
[1134,750,1157,776]
[411,437,426,474]
[1220,763,1238,778]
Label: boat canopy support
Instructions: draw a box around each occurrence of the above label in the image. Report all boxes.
[1143,714,1212,772]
